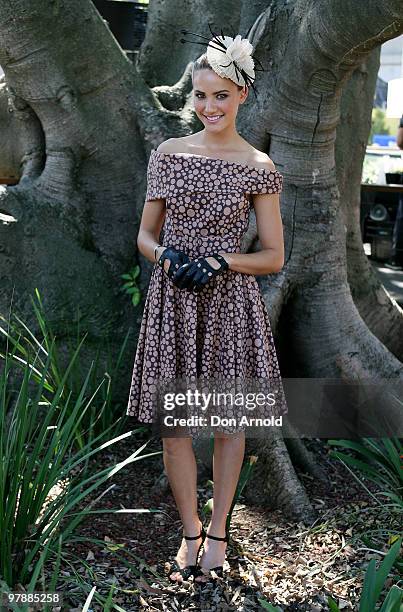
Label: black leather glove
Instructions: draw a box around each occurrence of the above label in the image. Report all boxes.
[173,253,229,292]
[157,246,191,281]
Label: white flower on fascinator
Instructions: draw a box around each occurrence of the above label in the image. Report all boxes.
[206,34,255,87]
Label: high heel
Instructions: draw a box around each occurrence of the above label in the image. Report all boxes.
[194,531,230,582]
[168,523,207,582]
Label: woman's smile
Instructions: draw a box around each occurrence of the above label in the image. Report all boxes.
[203,114,224,123]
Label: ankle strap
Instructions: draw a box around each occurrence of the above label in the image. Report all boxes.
[206,532,229,542]
[183,526,206,541]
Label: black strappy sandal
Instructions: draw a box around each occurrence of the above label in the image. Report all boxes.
[194,531,230,582]
[168,524,207,582]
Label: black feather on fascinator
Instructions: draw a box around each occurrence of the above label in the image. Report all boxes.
[179,22,266,99]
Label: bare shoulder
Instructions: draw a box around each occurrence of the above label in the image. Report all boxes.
[249,149,277,172]
[156,137,190,154]
[156,139,277,170]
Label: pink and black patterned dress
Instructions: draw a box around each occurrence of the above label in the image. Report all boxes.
[126,149,288,437]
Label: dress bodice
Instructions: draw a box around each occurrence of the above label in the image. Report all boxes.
[145,149,284,201]
[144,149,284,257]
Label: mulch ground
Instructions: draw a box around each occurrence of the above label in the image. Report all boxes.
[50,430,401,611]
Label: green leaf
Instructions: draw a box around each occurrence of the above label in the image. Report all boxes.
[226,455,257,531]
[257,599,283,611]
[329,451,393,487]
[132,293,141,306]
[376,491,403,510]
[378,585,403,612]
[381,438,403,481]
[132,266,140,279]
[327,439,382,463]
[202,498,214,516]
[327,597,340,612]
[359,559,377,612]
[373,537,402,603]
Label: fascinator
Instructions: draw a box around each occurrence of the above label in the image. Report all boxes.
[180,23,266,98]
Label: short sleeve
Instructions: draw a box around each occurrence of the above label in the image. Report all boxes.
[246,169,283,195]
[145,150,167,201]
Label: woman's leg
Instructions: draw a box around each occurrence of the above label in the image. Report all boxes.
[195,430,245,581]
[162,435,203,581]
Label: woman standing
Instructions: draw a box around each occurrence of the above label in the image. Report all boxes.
[127,27,287,584]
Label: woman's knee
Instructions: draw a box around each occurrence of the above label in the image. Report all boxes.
[162,435,193,456]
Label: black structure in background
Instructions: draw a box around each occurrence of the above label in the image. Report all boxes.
[374,75,388,110]
[92,0,148,57]
[361,181,403,262]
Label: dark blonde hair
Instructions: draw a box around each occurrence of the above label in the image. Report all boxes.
[192,53,245,92]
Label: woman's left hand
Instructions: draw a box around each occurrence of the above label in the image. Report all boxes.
[173,253,229,292]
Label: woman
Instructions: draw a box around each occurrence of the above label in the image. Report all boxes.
[126,28,287,584]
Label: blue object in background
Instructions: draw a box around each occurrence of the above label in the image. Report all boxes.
[373,134,397,146]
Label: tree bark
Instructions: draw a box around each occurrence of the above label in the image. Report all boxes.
[0,0,402,521]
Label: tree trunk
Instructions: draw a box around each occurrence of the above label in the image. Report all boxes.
[0,0,402,522]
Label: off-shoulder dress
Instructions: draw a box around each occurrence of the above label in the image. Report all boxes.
[126,149,288,436]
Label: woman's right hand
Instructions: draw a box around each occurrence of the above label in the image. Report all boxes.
[156,246,191,281]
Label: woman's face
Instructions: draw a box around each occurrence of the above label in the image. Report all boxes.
[192,68,248,130]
